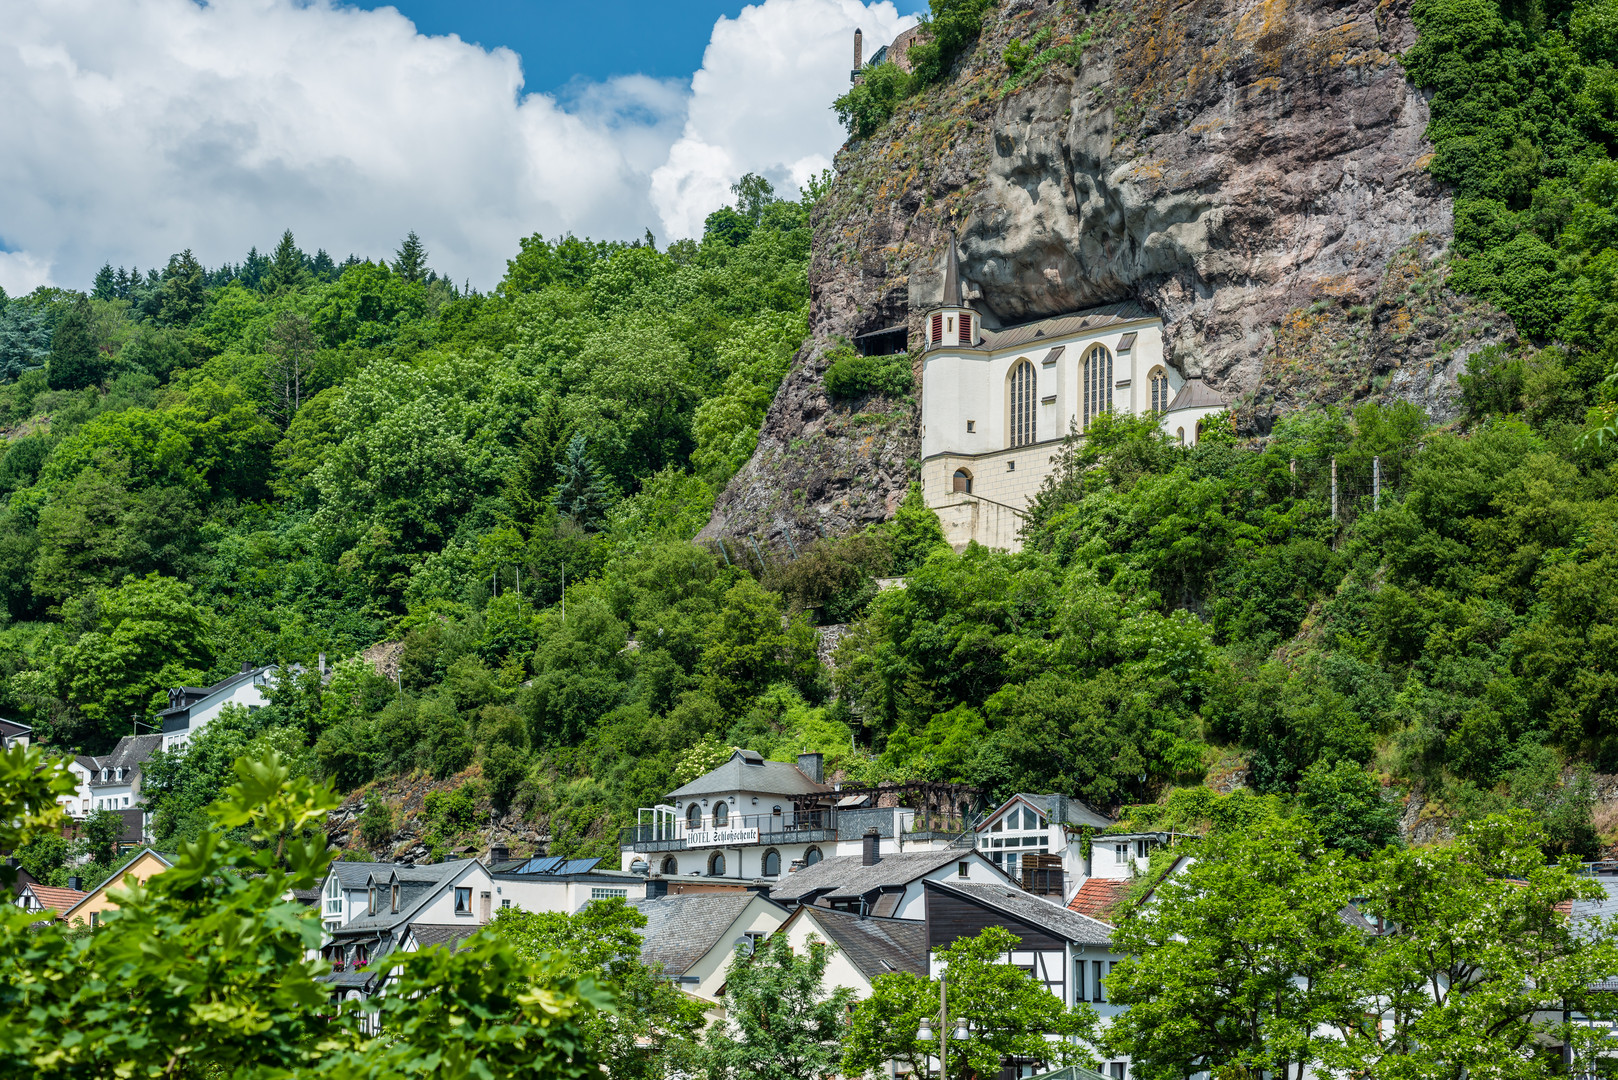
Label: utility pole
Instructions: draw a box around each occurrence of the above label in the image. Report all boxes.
[561,561,566,618]
[1373,455,1381,512]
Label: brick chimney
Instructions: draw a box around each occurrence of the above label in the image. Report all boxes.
[489,844,509,866]
[851,28,863,83]
[862,827,880,866]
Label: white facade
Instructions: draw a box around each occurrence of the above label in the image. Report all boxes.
[492,871,646,914]
[917,239,1227,552]
[160,666,276,752]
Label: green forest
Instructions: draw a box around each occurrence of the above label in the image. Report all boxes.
[6,0,1618,892]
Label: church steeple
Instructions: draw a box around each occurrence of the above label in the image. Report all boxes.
[927,232,978,348]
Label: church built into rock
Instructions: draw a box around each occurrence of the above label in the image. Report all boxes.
[917,237,1224,551]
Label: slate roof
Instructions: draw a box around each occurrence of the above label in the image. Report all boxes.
[327,860,404,888]
[85,734,163,787]
[409,923,483,951]
[792,907,926,979]
[1067,878,1129,924]
[1166,378,1225,412]
[941,233,964,307]
[157,666,276,719]
[928,879,1113,946]
[631,891,766,975]
[0,717,30,747]
[964,303,1156,354]
[23,884,87,914]
[768,848,967,905]
[665,749,829,801]
[328,860,477,939]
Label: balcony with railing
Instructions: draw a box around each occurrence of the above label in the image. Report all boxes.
[620,809,838,853]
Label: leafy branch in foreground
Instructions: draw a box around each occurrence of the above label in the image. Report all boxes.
[0,742,614,1079]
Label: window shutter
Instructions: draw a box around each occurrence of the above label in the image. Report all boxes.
[958,313,972,343]
[931,312,943,342]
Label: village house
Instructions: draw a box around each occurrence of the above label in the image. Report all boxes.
[58,847,174,928]
[158,662,277,752]
[631,889,790,1013]
[620,749,977,883]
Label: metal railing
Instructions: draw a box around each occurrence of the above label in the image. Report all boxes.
[621,809,838,849]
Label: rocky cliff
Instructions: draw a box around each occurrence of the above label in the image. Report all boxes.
[704,0,1515,548]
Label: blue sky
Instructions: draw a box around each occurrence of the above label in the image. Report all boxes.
[360,0,929,93]
[0,0,922,294]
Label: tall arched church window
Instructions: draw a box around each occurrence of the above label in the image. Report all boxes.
[1148,366,1170,413]
[1008,360,1036,448]
[953,469,972,493]
[1082,345,1113,431]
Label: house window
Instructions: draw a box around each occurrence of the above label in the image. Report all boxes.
[687,804,701,828]
[591,887,630,900]
[1114,843,1128,864]
[501,898,510,909]
[1148,366,1170,413]
[454,887,472,914]
[763,849,781,876]
[324,875,343,916]
[1008,359,1036,448]
[1092,960,1105,1003]
[991,818,1002,833]
[1006,852,1020,877]
[1083,345,1113,431]
[713,802,729,827]
[957,861,969,878]
[709,852,726,877]
[952,469,972,493]
[90,912,99,928]
[1176,426,1186,444]
[661,856,678,874]
[804,846,823,866]
[966,419,975,433]
[1136,838,1151,858]
[958,312,972,343]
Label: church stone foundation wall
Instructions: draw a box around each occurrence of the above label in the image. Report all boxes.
[921,439,1065,552]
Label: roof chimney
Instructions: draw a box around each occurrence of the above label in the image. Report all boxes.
[241,661,252,674]
[489,844,509,866]
[862,827,880,866]
[852,28,863,81]
[797,752,824,784]
[68,875,82,891]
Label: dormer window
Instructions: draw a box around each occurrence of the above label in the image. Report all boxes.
[391,882,400,913]
[368,886,378,915]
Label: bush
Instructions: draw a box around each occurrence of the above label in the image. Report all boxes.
[833,61,914,138]
[359,796,395,847]
[823,347,911,399]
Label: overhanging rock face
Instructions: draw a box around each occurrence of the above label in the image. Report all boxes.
[705,0,1514,551]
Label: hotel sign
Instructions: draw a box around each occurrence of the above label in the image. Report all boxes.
[687,827,759,848]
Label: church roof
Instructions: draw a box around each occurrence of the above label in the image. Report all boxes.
[1166,378,1225,411]
[973,302,1154,352]
[941,233,964,307]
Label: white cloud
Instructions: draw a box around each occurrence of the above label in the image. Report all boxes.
[652,0,916,238]
[0,252,56,296]
[0,0,916,293]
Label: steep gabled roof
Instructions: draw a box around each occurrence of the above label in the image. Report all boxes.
[768,848,970,905]
[928,879,1113,946]
[327,860,404,888]
[665,749,828,801]
[787,906,927,979]
[985,793,1112,830]
[21,884,87,915]
[328,860,479,939]
[408,923,483,951]
[59,848,176,922]
[631,891,778,976]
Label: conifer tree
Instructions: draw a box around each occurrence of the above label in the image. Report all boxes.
[46,296,103,391]
[91,264,116,301]
[159,249,205,326]
[551,435,611,530]
[261,229,307,294]
[393,231,428,283]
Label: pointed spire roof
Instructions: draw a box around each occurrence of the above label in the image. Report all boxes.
[941,232,964,308]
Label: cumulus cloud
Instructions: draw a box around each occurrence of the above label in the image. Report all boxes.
[0,0,916,293]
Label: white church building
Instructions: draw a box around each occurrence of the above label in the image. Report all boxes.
[915,236,1225,551]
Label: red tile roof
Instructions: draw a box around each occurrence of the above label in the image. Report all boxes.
[1067,878,1129,925]
[25,885,87,914]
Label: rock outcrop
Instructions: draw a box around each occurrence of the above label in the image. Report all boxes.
[704,0,1515,548]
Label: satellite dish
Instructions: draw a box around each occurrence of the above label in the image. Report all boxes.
[733,936,755,956]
